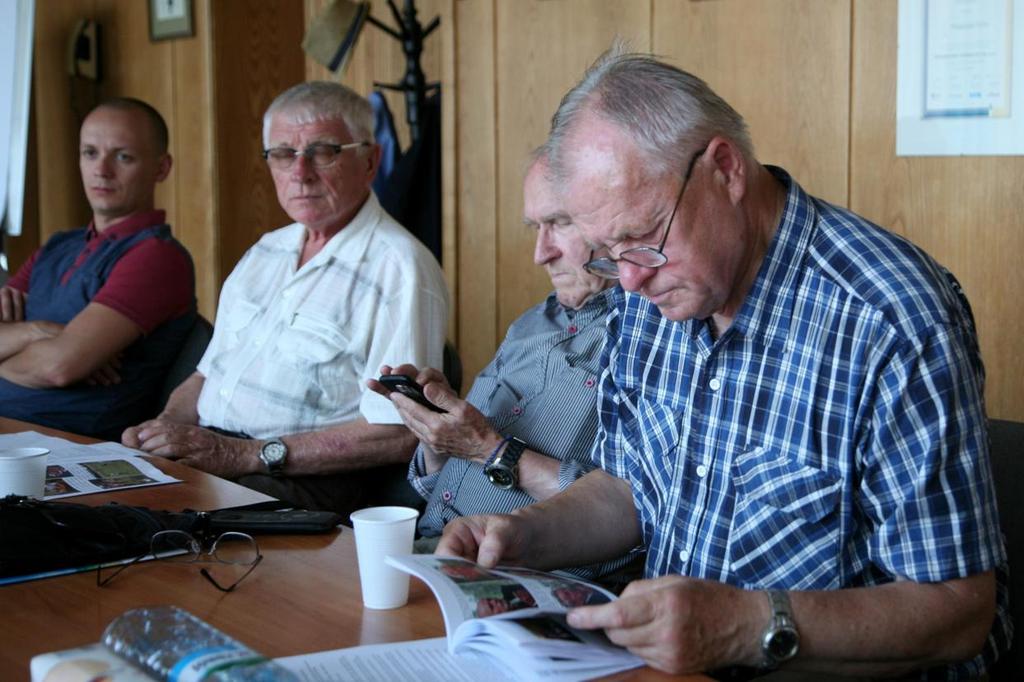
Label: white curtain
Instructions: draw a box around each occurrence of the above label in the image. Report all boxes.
[1,0,35,241]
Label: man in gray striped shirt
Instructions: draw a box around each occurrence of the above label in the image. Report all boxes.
[370,155,629,580]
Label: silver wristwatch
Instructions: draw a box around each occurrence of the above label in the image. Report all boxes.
[484,437,526,489]
[258,438,288,476]
[761,589,799,667]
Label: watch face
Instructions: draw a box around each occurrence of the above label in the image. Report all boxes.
[486,467,515,489]
[263,441,286,464]
[767,626,799,661]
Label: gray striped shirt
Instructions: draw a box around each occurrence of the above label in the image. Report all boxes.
[410,288,635,578]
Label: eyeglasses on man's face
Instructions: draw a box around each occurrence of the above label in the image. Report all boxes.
[583,145,708,280]
[97,529,263,592]
[262,141,370,170]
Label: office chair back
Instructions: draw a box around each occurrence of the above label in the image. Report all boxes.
[443,340,462,394]
[989,418,1022,680]
[156,315,213,412]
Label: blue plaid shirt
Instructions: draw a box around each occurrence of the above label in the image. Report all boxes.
[593,167,1010,678]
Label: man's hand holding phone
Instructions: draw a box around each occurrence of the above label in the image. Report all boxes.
[377,373,447,412]
[367,365,505,468]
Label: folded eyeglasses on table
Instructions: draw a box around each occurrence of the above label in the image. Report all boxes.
[96,529,263,592]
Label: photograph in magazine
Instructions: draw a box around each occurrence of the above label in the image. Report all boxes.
[387,554,643,681]
[415,556,614,626]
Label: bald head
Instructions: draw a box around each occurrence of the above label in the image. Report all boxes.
[79,101,172,232]
[87,97,169,155]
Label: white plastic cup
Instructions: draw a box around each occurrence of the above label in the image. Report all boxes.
[349,506,419,609]
[0,447,49,498]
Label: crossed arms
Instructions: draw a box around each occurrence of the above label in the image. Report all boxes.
[0,286,140,388]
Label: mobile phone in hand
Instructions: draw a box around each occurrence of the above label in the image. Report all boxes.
[378,374,446,412]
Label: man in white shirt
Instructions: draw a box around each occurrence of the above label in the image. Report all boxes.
[123,82,449,514]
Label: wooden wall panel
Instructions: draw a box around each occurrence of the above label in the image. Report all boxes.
[438,0,456,340]
[211,0,304,294]
[454,0,497,382]
[657,0,850,207]
[30,1,93,245]
[493,1,651,338]
[851,0,1024,420]
[172,1,217,318]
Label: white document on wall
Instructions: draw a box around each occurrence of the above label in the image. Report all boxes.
[898,0,1024,155]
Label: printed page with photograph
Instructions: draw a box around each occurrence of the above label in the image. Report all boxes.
[0,431,179,498]
[386,554,643,681]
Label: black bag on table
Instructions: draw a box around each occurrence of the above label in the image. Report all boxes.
[0,494,201,578]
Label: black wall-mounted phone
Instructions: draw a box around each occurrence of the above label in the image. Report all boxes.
[67,19,101,81]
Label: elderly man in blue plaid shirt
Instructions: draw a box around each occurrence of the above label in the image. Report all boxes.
[438,48,1010,679]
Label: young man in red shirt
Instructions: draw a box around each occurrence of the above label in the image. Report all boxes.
[0,98,195,439]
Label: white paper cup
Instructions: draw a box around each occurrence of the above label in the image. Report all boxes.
[0,447,49,498]
[349,506,419,609]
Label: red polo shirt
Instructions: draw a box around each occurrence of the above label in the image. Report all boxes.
[7,211,194,334]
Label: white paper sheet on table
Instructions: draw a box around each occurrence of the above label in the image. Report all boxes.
[0,431,180,499]
[276,637,518,682]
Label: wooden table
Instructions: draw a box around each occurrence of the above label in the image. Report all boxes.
[0,418,701,681]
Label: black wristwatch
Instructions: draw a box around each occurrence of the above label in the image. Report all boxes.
[761,589,799,667]
[258,438,288,476]
[484,437,526,490]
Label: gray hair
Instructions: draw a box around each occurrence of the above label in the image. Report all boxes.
[262,81,374,147]
[545,44,754,180]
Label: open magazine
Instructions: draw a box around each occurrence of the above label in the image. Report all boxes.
[386,554,644,681]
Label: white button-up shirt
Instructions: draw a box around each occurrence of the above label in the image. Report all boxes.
[196,193,449,439]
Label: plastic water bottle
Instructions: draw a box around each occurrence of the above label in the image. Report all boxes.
[102,605,299,681]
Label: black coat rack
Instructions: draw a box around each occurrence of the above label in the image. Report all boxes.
[366,0,439,144]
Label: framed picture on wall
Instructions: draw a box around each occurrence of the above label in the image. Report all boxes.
[149,0,194,41]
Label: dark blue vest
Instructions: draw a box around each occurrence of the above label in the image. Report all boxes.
[0,224,196,439]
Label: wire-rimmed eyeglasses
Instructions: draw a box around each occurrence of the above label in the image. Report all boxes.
[583,145,708,280]
[97,530,263,592]
[262,141,371,170]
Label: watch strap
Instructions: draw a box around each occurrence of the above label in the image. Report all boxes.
[484,436,526,489]
[499,437,527,468]
[761,589,799,667]
[484,436,514,468]
[766,589,793,620]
